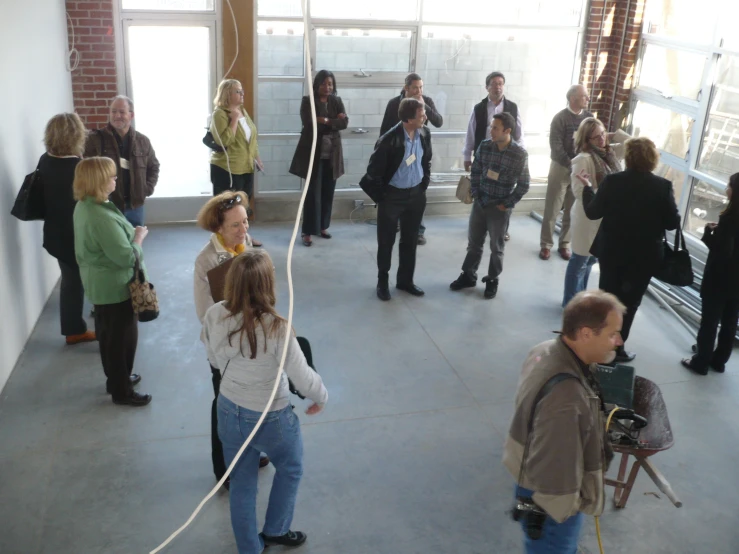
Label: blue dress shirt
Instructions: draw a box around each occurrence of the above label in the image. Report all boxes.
[389,128,424,189]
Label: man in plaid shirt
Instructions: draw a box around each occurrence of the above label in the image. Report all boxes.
[450,112,530,299]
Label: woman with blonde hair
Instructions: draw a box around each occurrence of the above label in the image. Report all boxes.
[209,79,263,247]
[203,250,328,553]
[73,157,152,406]
[38,112,96,345]
[194,190,270,486]
[563,117,629,307]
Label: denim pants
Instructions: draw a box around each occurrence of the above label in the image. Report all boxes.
[562,254,597,307]
[516,486,584,554]
[218,395,304,554]
[124,203,145,227]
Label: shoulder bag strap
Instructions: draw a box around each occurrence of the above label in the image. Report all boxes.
[516,373,582,488]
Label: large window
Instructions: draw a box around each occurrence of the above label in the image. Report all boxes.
[256,0,588,191]
[631,0,739,252]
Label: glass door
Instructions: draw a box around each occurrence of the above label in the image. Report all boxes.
[122,21,216,197]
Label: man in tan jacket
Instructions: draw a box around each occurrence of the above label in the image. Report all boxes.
[503,290,625,552]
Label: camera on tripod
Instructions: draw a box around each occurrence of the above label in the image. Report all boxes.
[511,496,547,540]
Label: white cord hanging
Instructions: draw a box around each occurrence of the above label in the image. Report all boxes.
[149,0,318,550]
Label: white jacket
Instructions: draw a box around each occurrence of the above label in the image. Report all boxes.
[569,130,630,256]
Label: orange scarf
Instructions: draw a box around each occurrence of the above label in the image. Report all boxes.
[216,233,246,256]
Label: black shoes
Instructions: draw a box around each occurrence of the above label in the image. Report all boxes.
[261,530,307,547]
[396,283,424,296]
[614,346,636,363]
[106,374,142,394]
[259,455,271,468]
[112,391,152,406]
[482,276,498,299]
[376,283,391,301]
[450,273,476,291]
[681,358,708,376]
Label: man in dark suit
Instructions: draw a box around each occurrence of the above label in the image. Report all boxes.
[579,137,681,362]
[380,73,443,246]
[360,98,432,301]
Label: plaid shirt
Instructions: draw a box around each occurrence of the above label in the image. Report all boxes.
[470,139,530,208]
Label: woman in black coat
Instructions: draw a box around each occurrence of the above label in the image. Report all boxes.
[578,137,680,363]
[39,113,96,345]
[682,172,739,375]
[289,70,348,246]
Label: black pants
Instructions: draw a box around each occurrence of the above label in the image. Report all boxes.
[58,259,87,336]
[210,364,227,480]
[599,262,653,343]
[302,159,336,236]
[95,300,138,400]
[694,294,739,370]
[211,164,254,214]
[377,185,426,285]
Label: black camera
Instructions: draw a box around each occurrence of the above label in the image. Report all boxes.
[511,497,547,540]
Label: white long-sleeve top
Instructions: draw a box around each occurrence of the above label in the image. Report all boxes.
[203,303,328,412]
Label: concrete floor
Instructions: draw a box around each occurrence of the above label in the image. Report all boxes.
[1,214,737,554]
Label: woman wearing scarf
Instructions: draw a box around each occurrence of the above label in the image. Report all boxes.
[194,191,269,488]
[563,118,629,307]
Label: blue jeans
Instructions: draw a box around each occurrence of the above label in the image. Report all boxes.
[124,204,145,227]
[562,254,597,307]
[516,486,584,554]
[217,395,304,554]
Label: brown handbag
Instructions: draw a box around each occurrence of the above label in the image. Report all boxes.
[129,249,159,322]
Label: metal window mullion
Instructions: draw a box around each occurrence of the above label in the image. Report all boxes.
[631,88,700,118]
[688,51,721,175]
[640,34,715,56]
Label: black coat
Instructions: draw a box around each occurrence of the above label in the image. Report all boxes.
[701,213,739,299]
[359,123,432,204]
[289,95,348,181]
[379,92,443,136]
[38,154,80,266]
[582,168,680,272]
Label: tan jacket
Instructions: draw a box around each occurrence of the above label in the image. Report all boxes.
[502,339,607,523]
[194,234,252,339]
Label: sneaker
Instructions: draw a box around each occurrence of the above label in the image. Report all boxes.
[482,276,498,299]
[450,272,476,291]
[66,331,97,345]
[417,234,427,245]
[261,530,307,547]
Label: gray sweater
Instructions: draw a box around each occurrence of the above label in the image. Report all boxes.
[549,107,594,169]
[203,303,328,412]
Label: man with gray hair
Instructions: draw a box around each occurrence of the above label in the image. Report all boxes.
[539,85,592,261]
[85,95,160,226]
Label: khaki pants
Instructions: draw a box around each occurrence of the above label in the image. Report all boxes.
[539,161,574,249]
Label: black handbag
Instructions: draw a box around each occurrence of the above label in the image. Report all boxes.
[202,130,226,153]
[654,227,693,286]
[11,165,45,221]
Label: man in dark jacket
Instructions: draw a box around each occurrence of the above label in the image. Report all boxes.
[579,136,680,362]
[380,73,443,246]
[360,98,432,301]
[84,95,160,227]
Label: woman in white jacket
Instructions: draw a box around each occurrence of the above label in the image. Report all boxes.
[563,118,629,307]
[204,250,328,554]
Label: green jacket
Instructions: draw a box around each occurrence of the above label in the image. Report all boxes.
[73,197,147,305]
[209,106,260,175]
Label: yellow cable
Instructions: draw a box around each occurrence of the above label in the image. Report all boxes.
[595,406,621,554]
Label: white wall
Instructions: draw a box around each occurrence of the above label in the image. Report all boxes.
[0,1,74,391]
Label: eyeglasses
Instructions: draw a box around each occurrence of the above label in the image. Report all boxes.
[589,132,607,141]
[234,90,245,95]
[220,195,243,210]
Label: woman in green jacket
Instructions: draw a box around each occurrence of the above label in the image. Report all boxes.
[73,157,152,406]
[210,79,264,247]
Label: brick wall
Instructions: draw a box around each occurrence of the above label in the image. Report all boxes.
[66,0,118,129]
[579,0,646,131]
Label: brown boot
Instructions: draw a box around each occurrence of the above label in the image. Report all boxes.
[65,331,97,345]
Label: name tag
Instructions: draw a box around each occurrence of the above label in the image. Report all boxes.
[487,169,500,180]
[405,153,417,166]
[120,158,130,170]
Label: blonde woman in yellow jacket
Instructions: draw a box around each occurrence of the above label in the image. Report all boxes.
[210,79,264,246]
